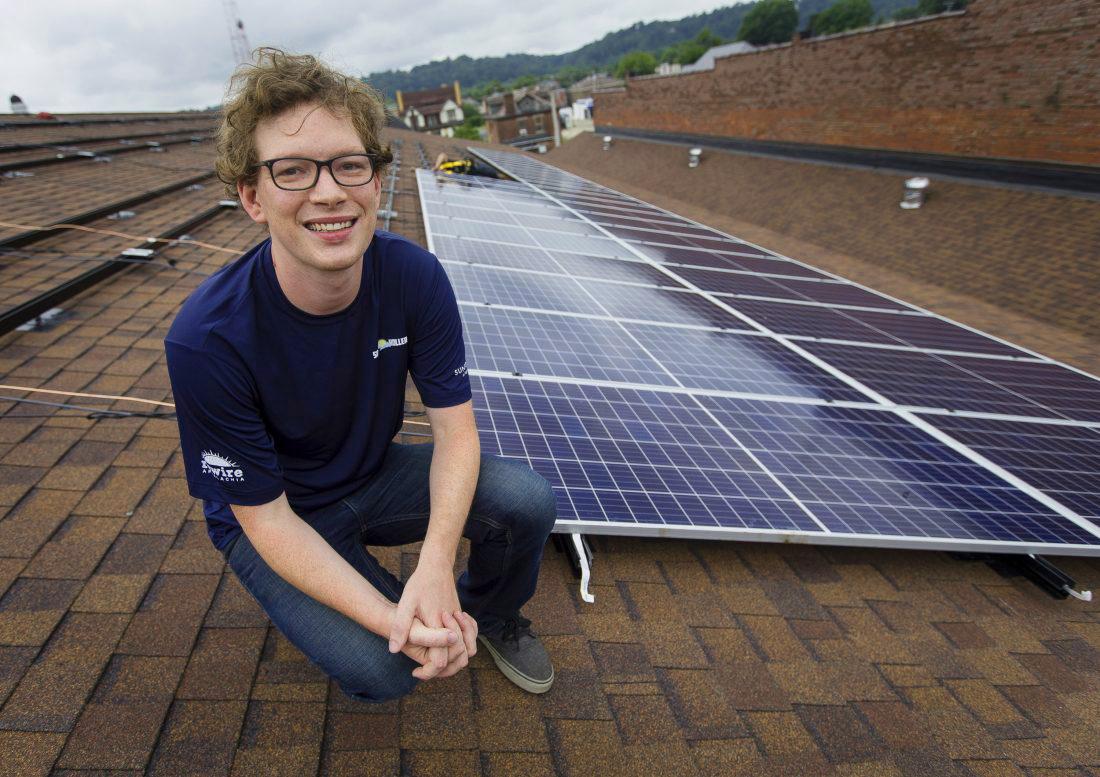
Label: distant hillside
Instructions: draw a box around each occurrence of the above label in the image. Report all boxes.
[365,0,914,98]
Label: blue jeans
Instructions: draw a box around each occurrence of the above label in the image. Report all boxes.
[222,443,557,703]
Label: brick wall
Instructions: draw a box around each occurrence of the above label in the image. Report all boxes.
[596,0,1100,165]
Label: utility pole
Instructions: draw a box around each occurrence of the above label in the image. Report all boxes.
[223,0,253,66]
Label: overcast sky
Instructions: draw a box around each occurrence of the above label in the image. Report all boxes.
[3,0,729,113]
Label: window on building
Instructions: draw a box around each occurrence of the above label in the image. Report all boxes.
[428,114,439,128]
[534,114,544,132]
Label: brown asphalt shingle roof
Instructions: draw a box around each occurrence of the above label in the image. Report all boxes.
[0,119,1098,776]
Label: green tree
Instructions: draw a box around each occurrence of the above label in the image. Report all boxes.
[509,74,538,89]
[452,124,481,140]
[695,27,724,48]
[614,50,657,78]
[811,0,874,35]
[737,0,798,45]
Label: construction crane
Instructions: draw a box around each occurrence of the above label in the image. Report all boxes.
[222,0,253,66]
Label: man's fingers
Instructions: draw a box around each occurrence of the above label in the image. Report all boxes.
[409,619,459,648]
[389,599,416,653]
[429,644,448,670]
[455,611,477,657]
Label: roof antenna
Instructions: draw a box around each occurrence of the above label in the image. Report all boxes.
[222,0,252,66]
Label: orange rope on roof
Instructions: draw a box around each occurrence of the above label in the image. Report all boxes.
[0,384,175,407]
[0,220,240,254]
[0,384,434,426]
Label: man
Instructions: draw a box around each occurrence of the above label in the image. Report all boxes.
[165,48,556,701]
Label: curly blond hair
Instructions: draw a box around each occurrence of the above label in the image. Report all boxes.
[216,48,393,197]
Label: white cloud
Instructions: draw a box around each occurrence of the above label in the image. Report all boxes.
[1,0,729,112]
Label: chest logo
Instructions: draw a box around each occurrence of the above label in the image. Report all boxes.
[372,336,408,359]
[201,451,244,482]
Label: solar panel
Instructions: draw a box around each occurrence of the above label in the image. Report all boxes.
[459,304,678,386]
[919,415,1100,522]
[417,158,1100,558]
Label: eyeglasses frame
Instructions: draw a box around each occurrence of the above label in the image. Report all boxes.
[253,153,381,191]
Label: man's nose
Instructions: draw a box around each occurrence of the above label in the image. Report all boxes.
[310,164,346,203]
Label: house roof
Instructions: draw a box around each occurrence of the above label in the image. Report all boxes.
[400,84,459,111]
[0,117,1098,776]
[683,41,757,72]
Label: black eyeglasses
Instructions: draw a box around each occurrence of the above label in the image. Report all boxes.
[255,154,378,191]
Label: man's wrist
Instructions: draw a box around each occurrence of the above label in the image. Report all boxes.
[418,534,459,569]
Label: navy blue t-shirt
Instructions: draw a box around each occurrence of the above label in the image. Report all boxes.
[164,231,471,550]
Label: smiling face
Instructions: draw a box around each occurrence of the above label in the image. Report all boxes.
[237,102,382,289]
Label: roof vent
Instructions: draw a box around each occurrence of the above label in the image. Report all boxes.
[602,135,612,151]
[688,148,702,168]
[9,95,28,115]
[900,177,930,209]
[108,210,136,220]
[2,170,34,178]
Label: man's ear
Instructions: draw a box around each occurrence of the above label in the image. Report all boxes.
[237,178,268,224]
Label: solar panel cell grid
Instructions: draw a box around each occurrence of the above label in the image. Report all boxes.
[441,262,593,314]
[622,323,868,401]
[777,277,912,311]
[472,376,820,531]
[921,415,1100,522]
[631,243,743,268]
[459,305,677,385]
[939,357,1100,423]
[720,255,832,279]
[844,309,1025,356]
[604,225,700,247]
[798,341,1058,417]
[698,397,1096,545]
[580,281,751,330]
[547,252,686,288]
[724,297,897,343]
[437,219,536,246]
[531,229,622,256]
[431,235,552,273]
[669,265,809,299]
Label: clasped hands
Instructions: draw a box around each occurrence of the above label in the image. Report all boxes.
[386,560,477,681]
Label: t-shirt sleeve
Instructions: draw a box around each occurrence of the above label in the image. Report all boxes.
[165,340,286,506]
[407,256,472,408]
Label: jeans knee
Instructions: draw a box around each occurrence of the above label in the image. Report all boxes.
[338,665,419,704]
[509,466,557,542]
[477,457,558,540]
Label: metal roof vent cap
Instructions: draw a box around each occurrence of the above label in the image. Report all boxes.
[688,148,702,168]
[602,135,612,151]
[900,177,929,209]
[10,95,28,115]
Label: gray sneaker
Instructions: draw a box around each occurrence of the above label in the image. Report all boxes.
[478,615,554,694]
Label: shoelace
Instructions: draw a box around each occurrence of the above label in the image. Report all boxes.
[501,615,533,645]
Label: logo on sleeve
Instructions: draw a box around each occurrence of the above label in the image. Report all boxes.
[201,451,244,482]
[372,336,408,359]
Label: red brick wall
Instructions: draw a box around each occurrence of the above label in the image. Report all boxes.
[596,0,1100,165]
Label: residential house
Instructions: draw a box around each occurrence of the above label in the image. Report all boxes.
[481,88,554,150]
[395,82,465,137]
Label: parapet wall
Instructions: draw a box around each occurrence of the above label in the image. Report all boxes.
[595,0,1100,165]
